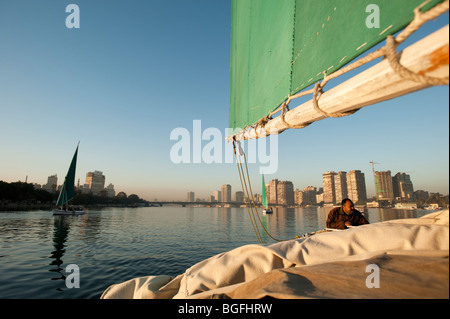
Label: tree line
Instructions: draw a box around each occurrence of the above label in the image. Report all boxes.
[0,180,147,207]
[0,181,53,203]
[72,191,147,206]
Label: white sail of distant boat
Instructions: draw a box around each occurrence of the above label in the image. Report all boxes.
[52,143,85,215]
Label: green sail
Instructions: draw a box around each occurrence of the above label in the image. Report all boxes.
[261,174,268,209]
[229,0,444,131]
[56,145,79,207]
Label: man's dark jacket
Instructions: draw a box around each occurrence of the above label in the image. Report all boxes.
[326,207,369,229]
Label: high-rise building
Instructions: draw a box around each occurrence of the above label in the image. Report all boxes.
[414,190,429,201]
[106,183,115,198]
[294,189,302,205]
[295,186,317,206]
[81,184,90,194]
[322,171,336,204]
[266,179,294,206]
[316,192,324,204]
[187,191,195,202]
[347,170,367,203]
[213,190,221,202]
[303,186,317,205]
[85,171,106,195]
[334,171,348,203]
[268,179,279,205]
[253,193,262,204]
[42,174,58,193]
[277,181,294,206]
[235,191,244,203]
[393,172,414,200]
[375,171,394,202]
[221,184,231,202]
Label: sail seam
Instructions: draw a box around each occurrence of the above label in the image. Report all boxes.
[288,0,297,95]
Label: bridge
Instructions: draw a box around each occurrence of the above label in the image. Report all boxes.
[145,201,251,208]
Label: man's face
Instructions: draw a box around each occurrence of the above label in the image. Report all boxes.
[342,201,354,214]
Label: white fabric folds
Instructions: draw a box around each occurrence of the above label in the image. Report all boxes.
[101,210,449,299]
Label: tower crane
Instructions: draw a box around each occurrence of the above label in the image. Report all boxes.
[369,161,380,200]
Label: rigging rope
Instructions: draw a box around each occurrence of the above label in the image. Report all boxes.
[232,140,300,243]
[233,139,263,244]
[385,34,449,86]
[311,82,360,118]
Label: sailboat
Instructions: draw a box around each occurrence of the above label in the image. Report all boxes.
[100,0,449,300]
[228,1,448,232]
[261,174,272,214]
[52,143,85,215]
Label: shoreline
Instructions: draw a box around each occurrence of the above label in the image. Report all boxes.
[0,203,148,212]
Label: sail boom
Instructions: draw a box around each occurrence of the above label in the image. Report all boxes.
[228,25,449,141]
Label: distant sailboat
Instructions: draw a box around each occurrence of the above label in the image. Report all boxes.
[52,143,85,215]
[261,174,272,214]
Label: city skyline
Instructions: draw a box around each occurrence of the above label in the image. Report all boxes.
[32,170,117,198]
[185,169,439,205]
[4,162,449,202]
[0,2,448,201]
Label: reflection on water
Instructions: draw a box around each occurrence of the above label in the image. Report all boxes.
[0,207,432,298]
[365,208,428,223]
[49,216,70,289]
[262,207,429,239]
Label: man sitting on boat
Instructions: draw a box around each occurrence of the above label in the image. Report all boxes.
[326,198,369,229]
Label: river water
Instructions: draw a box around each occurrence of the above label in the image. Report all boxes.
[0,206,429,299]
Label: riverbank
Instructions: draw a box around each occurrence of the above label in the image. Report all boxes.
[0,203,149,212]
[0,203,53,212]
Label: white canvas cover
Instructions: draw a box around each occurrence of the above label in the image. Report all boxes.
[101,210,449,299]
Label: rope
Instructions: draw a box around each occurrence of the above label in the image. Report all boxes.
[241,151,287,242]
[396,0,449,44]
[280,102,313,129]
[232,140,299,243]
[233,140,263,244]
[255,115,272,139]
[385,35,449,86]
[311,82,360,118]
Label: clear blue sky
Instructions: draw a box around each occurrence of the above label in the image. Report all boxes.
[0,1,448,201]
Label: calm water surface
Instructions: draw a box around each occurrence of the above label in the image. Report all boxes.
[0,206,429,299]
